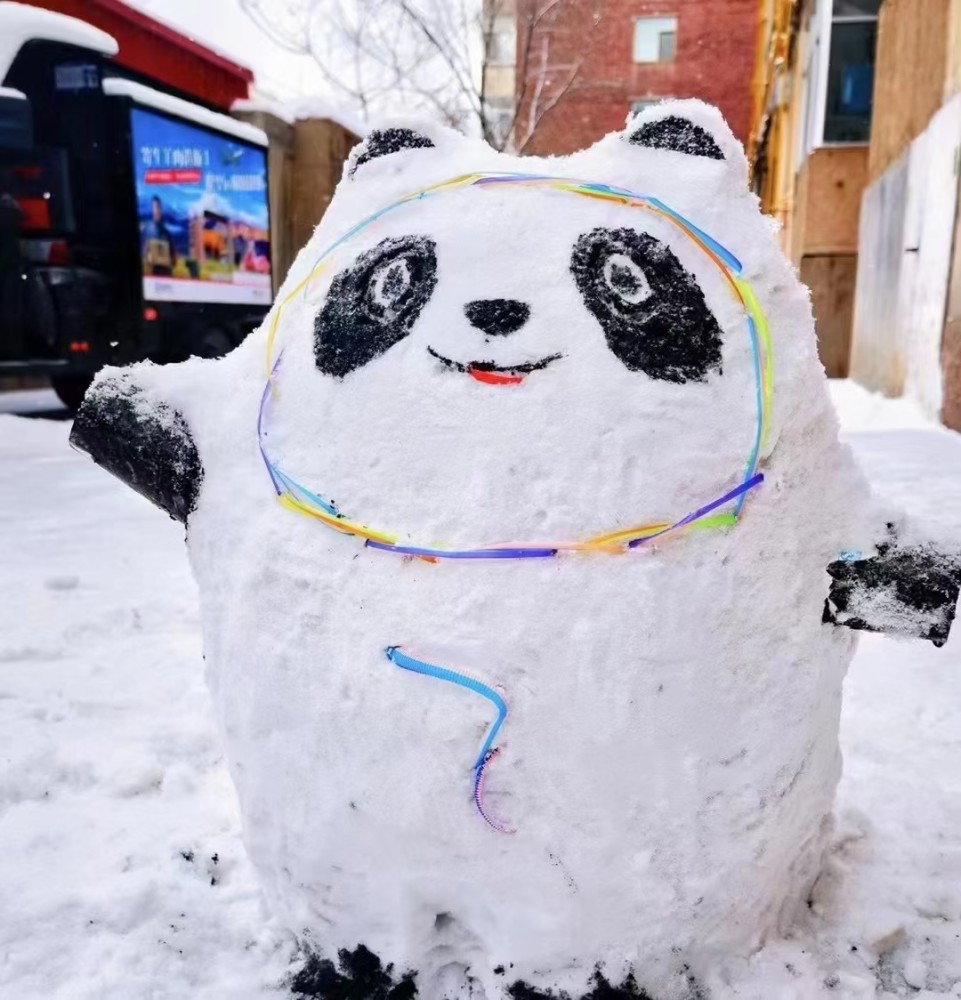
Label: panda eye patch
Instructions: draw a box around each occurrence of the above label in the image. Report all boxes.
[314,236,438,378]
[570,227,723,384]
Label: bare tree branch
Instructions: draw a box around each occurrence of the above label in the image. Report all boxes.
[238,0,604,153]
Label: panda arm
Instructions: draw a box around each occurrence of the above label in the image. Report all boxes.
[69,364,203,525]
[823,524,961,647]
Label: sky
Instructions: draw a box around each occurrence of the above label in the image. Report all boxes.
[120,0,330,101]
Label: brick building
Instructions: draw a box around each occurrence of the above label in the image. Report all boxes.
[511,0,758,155]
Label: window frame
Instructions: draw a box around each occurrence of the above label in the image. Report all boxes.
[797,0,879,162]
[632,15,678,65]
[630,97,672,117]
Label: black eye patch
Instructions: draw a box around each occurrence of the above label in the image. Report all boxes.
[348,128,435,177]
[314,236,438,377]
[628,116,724,160]
[570,228,723,383]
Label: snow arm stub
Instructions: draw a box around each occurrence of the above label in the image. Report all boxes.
[823,529,961,647]
[69,369,203,524]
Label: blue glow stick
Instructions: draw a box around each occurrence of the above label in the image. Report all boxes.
[628,473,764,548]
[385,646,507,770]
[368,541,558,559]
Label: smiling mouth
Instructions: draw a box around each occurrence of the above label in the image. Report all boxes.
[427,346,563,385]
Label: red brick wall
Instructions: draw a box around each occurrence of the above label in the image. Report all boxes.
[514,0,757,155]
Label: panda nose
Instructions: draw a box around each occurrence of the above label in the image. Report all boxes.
[464,299,531,337]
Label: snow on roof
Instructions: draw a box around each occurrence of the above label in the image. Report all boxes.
[0,86,27,101]
[231,95,366,139]
[103,78,268,147]
[117,0,254,80]
[0,1,118,84]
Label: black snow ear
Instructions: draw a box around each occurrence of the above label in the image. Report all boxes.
[823,531,961,647]
[627,115,724,160]
[348,128,435,178]
[69,375,203,524]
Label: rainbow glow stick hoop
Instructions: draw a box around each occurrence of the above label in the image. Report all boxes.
[258,172,774,559]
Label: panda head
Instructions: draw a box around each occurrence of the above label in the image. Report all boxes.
[306,104,748,388]
[73,101,813,547]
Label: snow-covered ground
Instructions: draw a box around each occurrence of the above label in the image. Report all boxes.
[0,382,959,1000]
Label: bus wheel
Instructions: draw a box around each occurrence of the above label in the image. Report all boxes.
[52,374,93,412]
[194,328,232,359]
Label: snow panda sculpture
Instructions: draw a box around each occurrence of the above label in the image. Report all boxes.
[70,101,959,999]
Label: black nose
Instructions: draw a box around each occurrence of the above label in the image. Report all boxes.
[464,299,530,337]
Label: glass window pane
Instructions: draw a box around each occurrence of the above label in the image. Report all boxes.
[488,16,515,64]
[824,20,877,142]
[659,31,676,62]
[633,17,677,63]
[833,0,880,18]
[631,97,671,116]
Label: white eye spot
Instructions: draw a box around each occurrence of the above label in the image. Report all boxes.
[370,258,412,311]
[603,253,651,305]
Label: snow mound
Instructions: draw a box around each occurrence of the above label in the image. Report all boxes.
[65,100,958,998]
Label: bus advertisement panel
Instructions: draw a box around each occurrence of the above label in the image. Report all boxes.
[130,106,271,306]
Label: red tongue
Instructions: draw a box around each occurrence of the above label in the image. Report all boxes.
[468,367,525,386]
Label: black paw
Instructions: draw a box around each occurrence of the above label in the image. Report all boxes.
[824,533,961,646]
[507,967,667,999]
[288,944,417,999]
[69,374,202,524]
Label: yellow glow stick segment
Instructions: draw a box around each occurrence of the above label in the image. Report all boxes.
[733,277,774,449]
[265,263,332,377]
[277,494,397,545]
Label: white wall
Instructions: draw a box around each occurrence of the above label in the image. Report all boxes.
[851,93,961,419]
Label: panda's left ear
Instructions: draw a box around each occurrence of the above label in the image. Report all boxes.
[347,126,437,179]
[623,99,748,185]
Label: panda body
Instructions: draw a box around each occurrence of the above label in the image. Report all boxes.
[188,488,854,998]
[73,101,944,998]
[161,102,871,996]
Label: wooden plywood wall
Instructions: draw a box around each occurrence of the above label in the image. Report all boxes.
[791,146,869,262]
[801,255,858,378]
[869,0,952,181]
[289,120,360,263]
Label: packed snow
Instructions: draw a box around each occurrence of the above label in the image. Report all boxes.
[0,382,960,999]
[68,101,934,996]
[102,78,269,147]
[4,105,961,998]
[10,109,961,998]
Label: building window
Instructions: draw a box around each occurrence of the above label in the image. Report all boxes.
[823,0,880,142]
[831,0,880,15]
[633,16,677,64]
[487,15,516,66]
[484,96,514,147]
[631,98,671,116]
